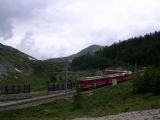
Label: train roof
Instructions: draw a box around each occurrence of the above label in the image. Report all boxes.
[79,73,128,81]
[79,76,106,81]
[79,70,132,81]
[105,69,132,73]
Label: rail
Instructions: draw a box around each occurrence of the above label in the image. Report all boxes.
[0,90,75,111]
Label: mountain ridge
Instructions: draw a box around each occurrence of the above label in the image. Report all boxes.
[49,44,103,62]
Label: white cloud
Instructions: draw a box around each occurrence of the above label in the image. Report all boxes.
[1,0,160,59]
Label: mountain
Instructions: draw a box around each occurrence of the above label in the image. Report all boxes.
[50,45,103,62]
[68,45,103,60]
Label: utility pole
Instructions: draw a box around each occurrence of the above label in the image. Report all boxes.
[135,63,137,72]
[65,58,68,95]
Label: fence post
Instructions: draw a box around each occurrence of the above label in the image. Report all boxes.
[58,82,59,91]
[53,83,55,91]
[18,85,20,93]
[0,86,1,95]
[48,83,49,92]
[13,85,15,94]
[29,85,31,93]
[5,85,8,94]
[24,85,25,93]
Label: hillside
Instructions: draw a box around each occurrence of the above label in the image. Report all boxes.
[0,43,36,74]
[0,43,103,91]
[0,43,64,90]
[71,31,160,70]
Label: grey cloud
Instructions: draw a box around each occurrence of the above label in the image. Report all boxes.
[0,19,13,40]
[20,32,34,49]
[0,0,50,40]
[17,31,36,56]
[17,31,35,53]
[17,31,48,60]
[1,0,160,60]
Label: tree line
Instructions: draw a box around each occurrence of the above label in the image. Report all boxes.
[71,31,160,70]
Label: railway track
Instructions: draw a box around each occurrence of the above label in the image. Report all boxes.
[0,91,75,111]
[0,87,103,111]
[0,84,119,111]
[0,81,127,111]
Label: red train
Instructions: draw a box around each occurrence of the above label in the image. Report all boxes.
[79,70,132,89]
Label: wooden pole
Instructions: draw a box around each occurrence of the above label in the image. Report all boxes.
[65,58,68,94]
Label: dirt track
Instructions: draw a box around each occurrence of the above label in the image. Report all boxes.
[74,109,160,120]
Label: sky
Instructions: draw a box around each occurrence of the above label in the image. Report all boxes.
[0,0,160,60]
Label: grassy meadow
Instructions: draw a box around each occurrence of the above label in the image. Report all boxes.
[0,81,160,120]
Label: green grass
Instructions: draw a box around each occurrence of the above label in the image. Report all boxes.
[0,81,160,120]
[31,90,48,98]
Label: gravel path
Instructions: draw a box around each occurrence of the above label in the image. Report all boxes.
[74,109,160,120]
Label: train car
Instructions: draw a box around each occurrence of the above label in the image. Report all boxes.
[95,77,107,87]
[121,71,132,81]
[79,70,132,89]
[79,76,107,89]
[79,77,95,89]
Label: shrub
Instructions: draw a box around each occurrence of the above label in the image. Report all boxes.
[73,89,83,109]
[133,68,160,95]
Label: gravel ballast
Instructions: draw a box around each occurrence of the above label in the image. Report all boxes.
[74,109,160,120]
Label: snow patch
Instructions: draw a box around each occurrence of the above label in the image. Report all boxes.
[15,68,22,73]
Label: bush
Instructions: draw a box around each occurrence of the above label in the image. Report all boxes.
[133,68,160,95]
[73,89,83,109]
